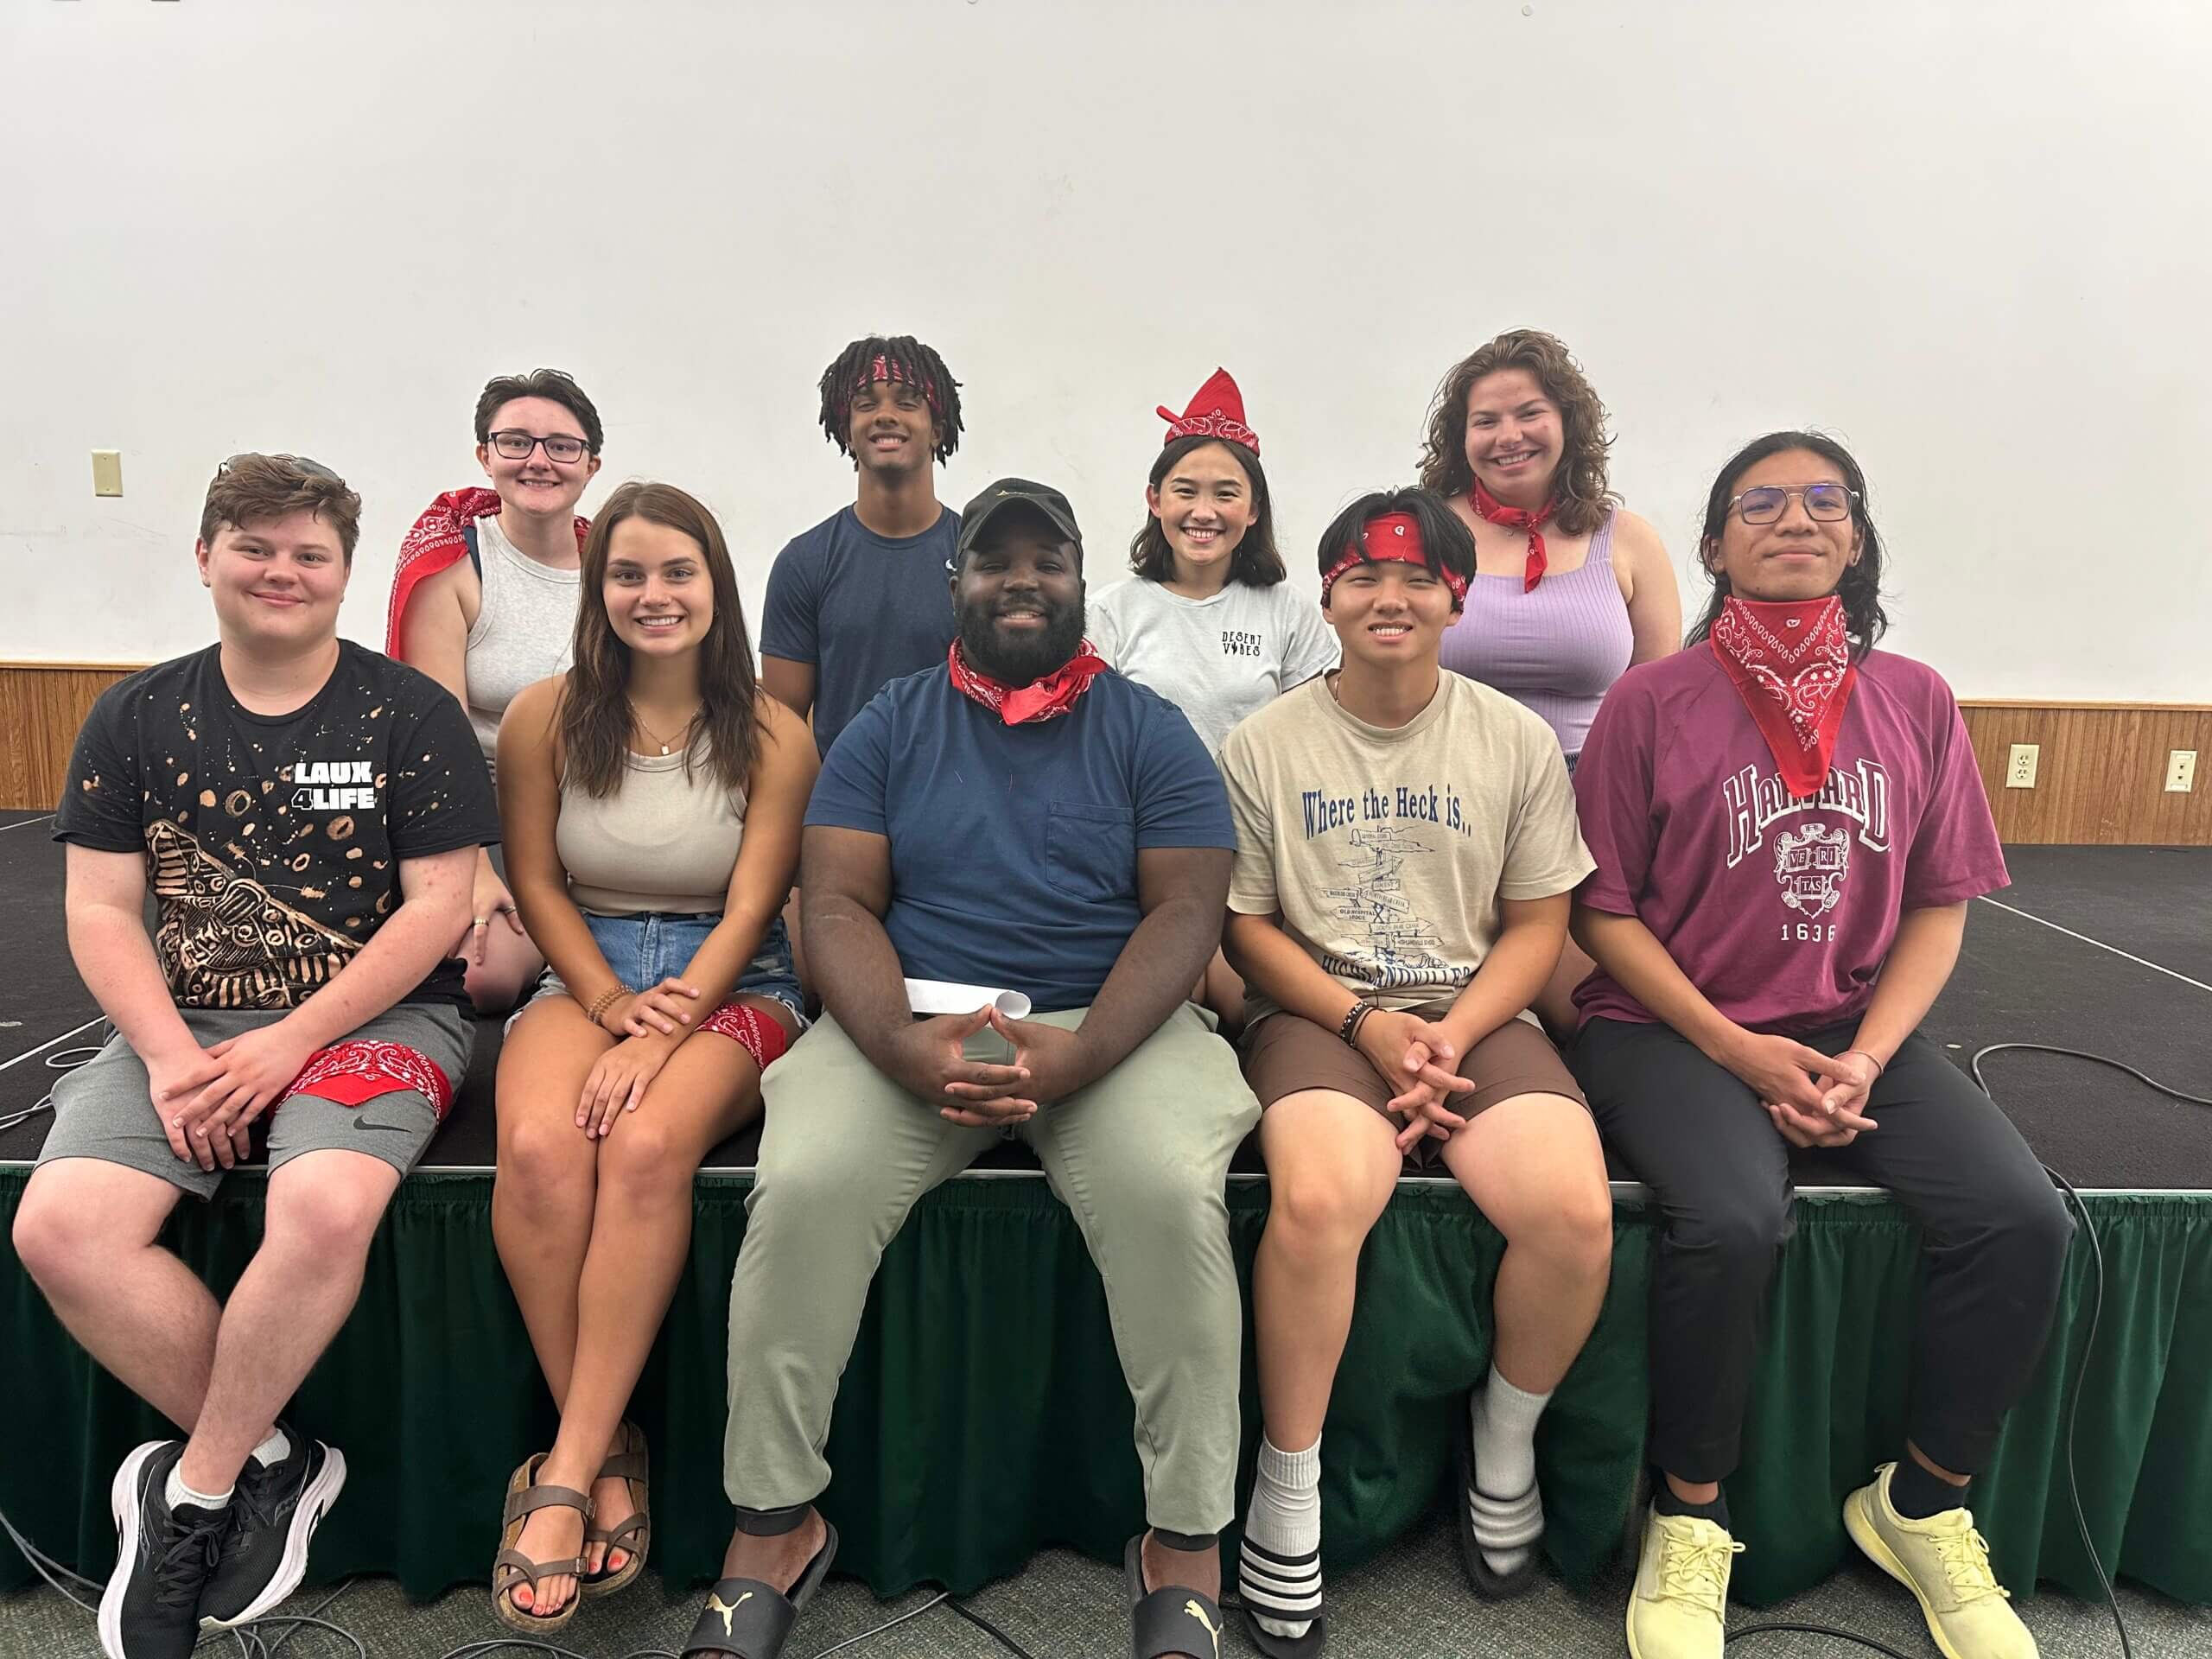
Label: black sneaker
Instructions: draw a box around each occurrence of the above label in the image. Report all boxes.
[200,1422,347,1628]
[97,1440,228,1659]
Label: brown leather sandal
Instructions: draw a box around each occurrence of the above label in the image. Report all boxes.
[492,1454,594,1633]
[581,1420,651,1599]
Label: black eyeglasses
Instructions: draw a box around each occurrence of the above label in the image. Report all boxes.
[219,452,342,482]
[487,429,590,464]
[1728,484,1858,524]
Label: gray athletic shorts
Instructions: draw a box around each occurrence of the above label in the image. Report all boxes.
[36,1003,471,1201]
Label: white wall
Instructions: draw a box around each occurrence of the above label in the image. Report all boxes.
[3,0,2206,699]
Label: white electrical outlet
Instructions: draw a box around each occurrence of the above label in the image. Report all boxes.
[2006,743,2038,789]
[2168,750,2197,793]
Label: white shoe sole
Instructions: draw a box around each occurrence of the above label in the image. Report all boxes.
[201,1446,348,1630]
[98,1442,163,1659]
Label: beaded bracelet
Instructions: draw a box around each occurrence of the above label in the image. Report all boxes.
[585,984,633,1031]
[1338,998,1375,1048]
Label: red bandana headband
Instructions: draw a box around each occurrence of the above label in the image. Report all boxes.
[856,353,943,417]
[947,637,1109,726]
[1319,512,1468,610]
[1471,478,1557,594]
[1708,594,1859,799]
[1157,367,1260,454]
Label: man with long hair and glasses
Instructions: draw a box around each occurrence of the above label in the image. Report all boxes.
[692,481,1255,1659]
[14,454,499,1659]
[1569,433,2071,1659]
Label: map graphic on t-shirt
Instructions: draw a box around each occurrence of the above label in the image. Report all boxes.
[1320,825,1454,985]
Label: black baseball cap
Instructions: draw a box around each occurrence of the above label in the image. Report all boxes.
[950,478,1084,569]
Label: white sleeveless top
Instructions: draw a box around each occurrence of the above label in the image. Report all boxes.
[465,514,582,770]
[556,748,751,917]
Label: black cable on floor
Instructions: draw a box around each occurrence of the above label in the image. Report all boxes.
[945,1594,1041,1659]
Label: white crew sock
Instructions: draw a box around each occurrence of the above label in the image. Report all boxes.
[251,1427,291,1469]
[1468,1368,1551,1575]
[1242,1434,1323,1640]
[165,1463,232,1514]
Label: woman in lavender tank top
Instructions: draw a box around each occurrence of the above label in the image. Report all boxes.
[1419,329,1681,1032]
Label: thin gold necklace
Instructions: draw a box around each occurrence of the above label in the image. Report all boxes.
[628,701,696,757]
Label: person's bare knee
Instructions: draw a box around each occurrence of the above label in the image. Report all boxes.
[499,1110,597,1217]
[13,1162,175,1292]
[263,1154,398,1264]
[594,1114,696,1213]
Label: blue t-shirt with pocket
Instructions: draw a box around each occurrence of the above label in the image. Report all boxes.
[759,504,961,760]
[805,666,1235,1012]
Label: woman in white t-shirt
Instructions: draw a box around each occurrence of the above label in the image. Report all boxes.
[1090,370,1338,1031]
[387,368,603,1011]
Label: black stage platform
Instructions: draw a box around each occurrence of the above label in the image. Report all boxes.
[3,809,2205,1187]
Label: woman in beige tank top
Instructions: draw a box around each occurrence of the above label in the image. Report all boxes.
[486,483,817,1631]
[388,368,604,1014]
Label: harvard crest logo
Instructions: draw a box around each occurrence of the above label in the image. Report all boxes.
[1773,822,1850,918]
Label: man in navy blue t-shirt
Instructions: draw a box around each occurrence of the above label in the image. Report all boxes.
[758,333,966,760]
[691,480,1259,1659]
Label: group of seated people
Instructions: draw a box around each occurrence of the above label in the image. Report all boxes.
[11,333,2075,1659]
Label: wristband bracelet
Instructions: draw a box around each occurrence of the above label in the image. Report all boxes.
[1842,1048,1885,1077]
[1338,999,1374,1047]
[585,985,633,1031]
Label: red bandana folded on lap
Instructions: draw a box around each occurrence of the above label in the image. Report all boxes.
[283,1039,456,1120]
[1318,511,1469,610]
[947,639,1109,725]
[1708,594,1859,799]
[1469,479,1557,594]
[699,1003,792,1073]
[384,487,589,654]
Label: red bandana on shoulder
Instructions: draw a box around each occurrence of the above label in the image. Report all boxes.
[1709,594,1858,799]
[385,487,588,654]
[1471,479,1557,593]
[948,639,1109,726]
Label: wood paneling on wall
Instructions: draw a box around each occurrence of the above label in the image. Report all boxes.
[1,663,141,814]
[3,665,2208,842]
[1961,702,2211,845]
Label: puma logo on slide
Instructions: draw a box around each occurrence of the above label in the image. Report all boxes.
[708,1590,754,1636]
[1185,1599,1222,1659]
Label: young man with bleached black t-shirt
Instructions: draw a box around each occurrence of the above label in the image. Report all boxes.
[11,455,499,1659]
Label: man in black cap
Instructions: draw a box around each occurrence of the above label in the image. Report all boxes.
[687,481,1256,1659]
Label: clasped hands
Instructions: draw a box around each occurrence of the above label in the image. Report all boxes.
[892,1006,1091,1128]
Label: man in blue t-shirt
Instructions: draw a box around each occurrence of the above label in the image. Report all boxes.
[689,481,1258,1659]
[758,333,966,760]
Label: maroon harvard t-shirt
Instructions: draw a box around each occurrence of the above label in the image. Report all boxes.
[1571,645,2007,1036]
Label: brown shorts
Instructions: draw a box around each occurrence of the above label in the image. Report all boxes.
[1243,1001,1586,1162]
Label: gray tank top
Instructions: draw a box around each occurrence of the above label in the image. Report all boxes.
[556,747,750,916]
[466,514,582,767]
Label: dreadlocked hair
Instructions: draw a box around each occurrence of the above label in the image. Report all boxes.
[1687,430,1890,662]
[817,334,964,463]
[558,481,769,799]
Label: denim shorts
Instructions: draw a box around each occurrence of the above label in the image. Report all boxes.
[512,911,805,1031]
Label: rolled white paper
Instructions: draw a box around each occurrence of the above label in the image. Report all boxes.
[903,978,1033,1020]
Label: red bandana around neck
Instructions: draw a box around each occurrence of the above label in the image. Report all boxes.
[1470,479,1557,594]
[385,486,588,654]
[947,638,1109,726]
[1708,594,1859,799]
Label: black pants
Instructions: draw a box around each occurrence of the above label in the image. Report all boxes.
[1574,1018,2074,1484]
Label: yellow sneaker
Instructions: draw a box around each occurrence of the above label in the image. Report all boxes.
[1844,1463,2038,1659]
[1626,1504,1744,1659]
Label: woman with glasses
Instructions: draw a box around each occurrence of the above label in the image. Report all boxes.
[1568,432,2069,1659]
[387,368,605,1011]
[488,482,814,1632]
[1419,330,1677,1034]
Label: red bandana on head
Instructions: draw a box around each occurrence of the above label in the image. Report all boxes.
[858,353,944,419]
[1470,478,1557,594]
[1709,594,1859,799]
[1319,511,1468,610]
[1157,367,1260,454]
[947,638,1109,726]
